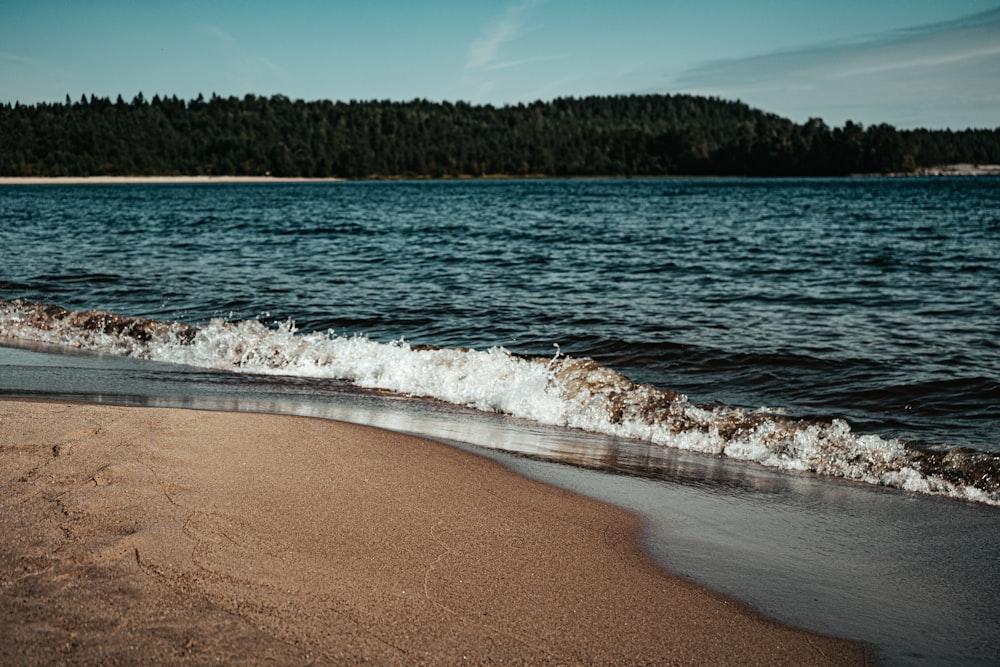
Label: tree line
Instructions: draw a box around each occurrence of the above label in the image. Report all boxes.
[1,92,998,178]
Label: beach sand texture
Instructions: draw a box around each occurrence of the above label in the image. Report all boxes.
[0,400,865,665]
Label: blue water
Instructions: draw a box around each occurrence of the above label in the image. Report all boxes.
[2,177,1000,664]
[2,178,998,451]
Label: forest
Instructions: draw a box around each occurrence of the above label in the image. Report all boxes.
[1,92,998,178]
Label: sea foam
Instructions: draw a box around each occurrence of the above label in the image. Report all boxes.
[1,298,996,506]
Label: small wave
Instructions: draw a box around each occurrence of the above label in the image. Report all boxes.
[1,298,997,506]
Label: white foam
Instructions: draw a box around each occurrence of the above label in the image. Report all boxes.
[1,300,996,506]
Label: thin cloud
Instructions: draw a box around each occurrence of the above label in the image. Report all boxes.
[196,23,291,89]
[0,52,39,66]
[671,8,1000,128]
[478,53,566,73]
[198,23,240,51]
[466,16,520,71]
[464,0,543,72]
[459,0,555,102]
[255,56,286,77]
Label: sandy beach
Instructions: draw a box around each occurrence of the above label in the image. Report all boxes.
[3,164,999,185]
[0,176,344,185]
[0,400,865,665]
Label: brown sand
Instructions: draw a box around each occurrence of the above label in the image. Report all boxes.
[0,400,866,665]
[0,176,343,185]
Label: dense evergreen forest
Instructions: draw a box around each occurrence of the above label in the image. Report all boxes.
[2,92,998,178]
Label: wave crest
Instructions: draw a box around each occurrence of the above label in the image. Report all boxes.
[1,298,996,505]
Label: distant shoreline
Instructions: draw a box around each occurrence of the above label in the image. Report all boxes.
[0,175,345,185]
[1,164,998,185]
[908,163,1000,176]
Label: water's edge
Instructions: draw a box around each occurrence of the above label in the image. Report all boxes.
[2,343,998,666]
[2,300,997,507]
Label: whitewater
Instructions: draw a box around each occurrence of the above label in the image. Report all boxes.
[1,298,995,505]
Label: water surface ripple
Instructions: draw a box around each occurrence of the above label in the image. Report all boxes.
[3,178,997,453]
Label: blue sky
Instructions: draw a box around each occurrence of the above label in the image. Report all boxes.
[2,1,998,129]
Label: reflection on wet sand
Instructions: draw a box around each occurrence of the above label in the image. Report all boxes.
[3,343,999,665]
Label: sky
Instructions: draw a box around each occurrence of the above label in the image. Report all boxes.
[2,1,998,129]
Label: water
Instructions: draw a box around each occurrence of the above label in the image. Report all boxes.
[1,178,999,662]
[2,178,998,501]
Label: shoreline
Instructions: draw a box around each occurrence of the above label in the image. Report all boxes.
[1,163,998,185]
[0,175,345,185]
[0,399,867,665]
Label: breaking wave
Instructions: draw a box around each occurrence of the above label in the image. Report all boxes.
[1,298,997,506]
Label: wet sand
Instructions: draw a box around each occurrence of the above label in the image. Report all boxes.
[0,400,866,665]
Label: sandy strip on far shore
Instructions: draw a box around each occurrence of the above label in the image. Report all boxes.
[0,175,344,185]
[3,164,1000,184]
[0,400,867,665]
